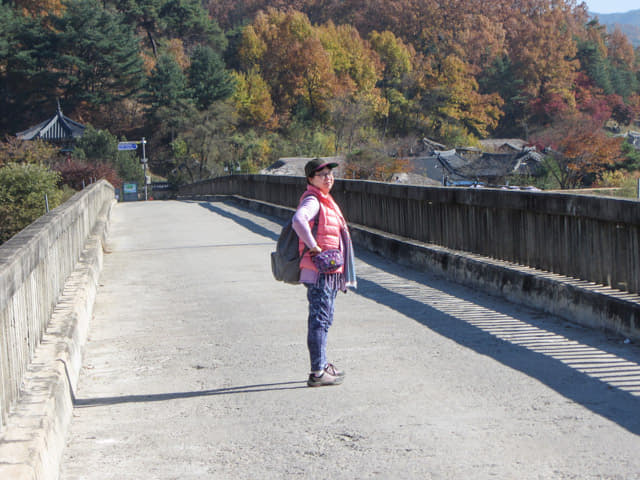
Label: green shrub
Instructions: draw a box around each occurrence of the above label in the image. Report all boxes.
[0,163,63,244]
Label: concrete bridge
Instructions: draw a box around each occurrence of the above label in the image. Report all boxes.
[1,178,640,479]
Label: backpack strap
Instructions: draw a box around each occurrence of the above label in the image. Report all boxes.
[300,209,319,255]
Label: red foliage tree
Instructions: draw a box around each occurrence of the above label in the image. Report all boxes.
[531,113,623,188]
[53,158,122,190]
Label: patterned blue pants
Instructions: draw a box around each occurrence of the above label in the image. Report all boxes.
[305,275,339,372]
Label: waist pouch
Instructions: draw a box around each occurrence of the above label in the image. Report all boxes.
[312,249,344,273]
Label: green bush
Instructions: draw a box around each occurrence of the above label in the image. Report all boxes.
[0,163,63,244]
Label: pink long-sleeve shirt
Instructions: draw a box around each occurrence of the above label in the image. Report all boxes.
[292,195,321,284]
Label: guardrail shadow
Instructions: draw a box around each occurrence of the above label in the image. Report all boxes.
[192,197,640,436]
[196,200,281,242]
[354,249,640,436]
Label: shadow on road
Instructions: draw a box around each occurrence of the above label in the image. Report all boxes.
[197,201,281,242]
[73,381,308,408]
[354,264,640,436]
[194,197,640,436]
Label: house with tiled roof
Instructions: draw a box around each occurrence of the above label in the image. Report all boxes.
[16,104,86,151]
[455,148,543,185]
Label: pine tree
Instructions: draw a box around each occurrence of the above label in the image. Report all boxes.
[188,45,234,110]
[53,0,145,110]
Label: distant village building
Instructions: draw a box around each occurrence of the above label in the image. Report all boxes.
[261,137,542,188]
[478,138,528,153]
[16,104,86,151]
[628,131,640,149]
[406,149,470,185]
[420,137,447,154]
[405,144,542,187]
[455,148,543,185]
[261,156,344,177]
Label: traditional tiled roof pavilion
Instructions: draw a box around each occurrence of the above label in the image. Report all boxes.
[16,103,85,147]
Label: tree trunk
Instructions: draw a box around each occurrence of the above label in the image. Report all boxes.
[147,29,158,58]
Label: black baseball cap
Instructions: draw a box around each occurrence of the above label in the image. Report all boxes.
[305,158,339,177]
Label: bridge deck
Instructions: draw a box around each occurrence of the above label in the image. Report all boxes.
[61,199,640,479]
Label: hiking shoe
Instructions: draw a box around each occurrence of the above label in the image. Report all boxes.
[307,371,344,387]
[324,363,345,377]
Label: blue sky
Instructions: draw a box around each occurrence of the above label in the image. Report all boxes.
[583,0,639,14]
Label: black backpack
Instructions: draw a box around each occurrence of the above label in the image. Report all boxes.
[271,202,318,284]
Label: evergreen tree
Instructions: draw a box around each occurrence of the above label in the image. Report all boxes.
[577,38,613,95]
[74,125,119,161]
[53,0,145,111]
[110,0,165,56]
[146,53,191,111]
[0,6,58,131]
[160,0,225,49]
[479,55,527,137]
[188,45,234,110]
[145,53,196,148]
[609,63,638,99]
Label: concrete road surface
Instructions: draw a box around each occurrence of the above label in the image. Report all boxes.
[60,199,640,479]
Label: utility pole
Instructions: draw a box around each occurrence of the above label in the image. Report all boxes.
[142,137,148,201]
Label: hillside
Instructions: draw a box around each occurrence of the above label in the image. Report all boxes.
[1,0,639,193]
[590,9,640,46]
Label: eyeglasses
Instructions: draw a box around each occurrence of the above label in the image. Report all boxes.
[314,171,334,178]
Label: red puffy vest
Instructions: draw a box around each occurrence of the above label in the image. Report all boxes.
[298,186,345,274]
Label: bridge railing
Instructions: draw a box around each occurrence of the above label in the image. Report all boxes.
[0,180,114,430]
[180,174,640,295]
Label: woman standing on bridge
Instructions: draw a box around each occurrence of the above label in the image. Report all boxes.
[292,158,357,387]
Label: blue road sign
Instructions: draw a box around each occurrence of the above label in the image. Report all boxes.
[118,142,138,151]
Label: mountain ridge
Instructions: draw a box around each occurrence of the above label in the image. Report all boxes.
[589,9,640,46]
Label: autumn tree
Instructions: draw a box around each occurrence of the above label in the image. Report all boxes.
[532,114,624,189]
[53,159,121,190]
[0,137,58,166]
[369,30,412,90]
[329,93,376,154]
[10,0,65,17]
[238,9,318,117]
[231,68,276,128]
[608,27,636,71]
[170,101,238,181]
[418,54,503,143]
[296,35,338,119]
[500,0,582,128]
[317,22,382,96]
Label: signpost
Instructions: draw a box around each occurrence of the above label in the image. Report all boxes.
[118,138,148,200]
[141,138,147,200]
[117,142,138,151]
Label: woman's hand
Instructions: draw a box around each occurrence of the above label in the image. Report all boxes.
[309,245,322,255]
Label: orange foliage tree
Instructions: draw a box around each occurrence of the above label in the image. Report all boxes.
[237,9,386,124]
[532,114,624,188]
[231,68,276,128]
[12,0,65,17]
[238,9,335,118]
